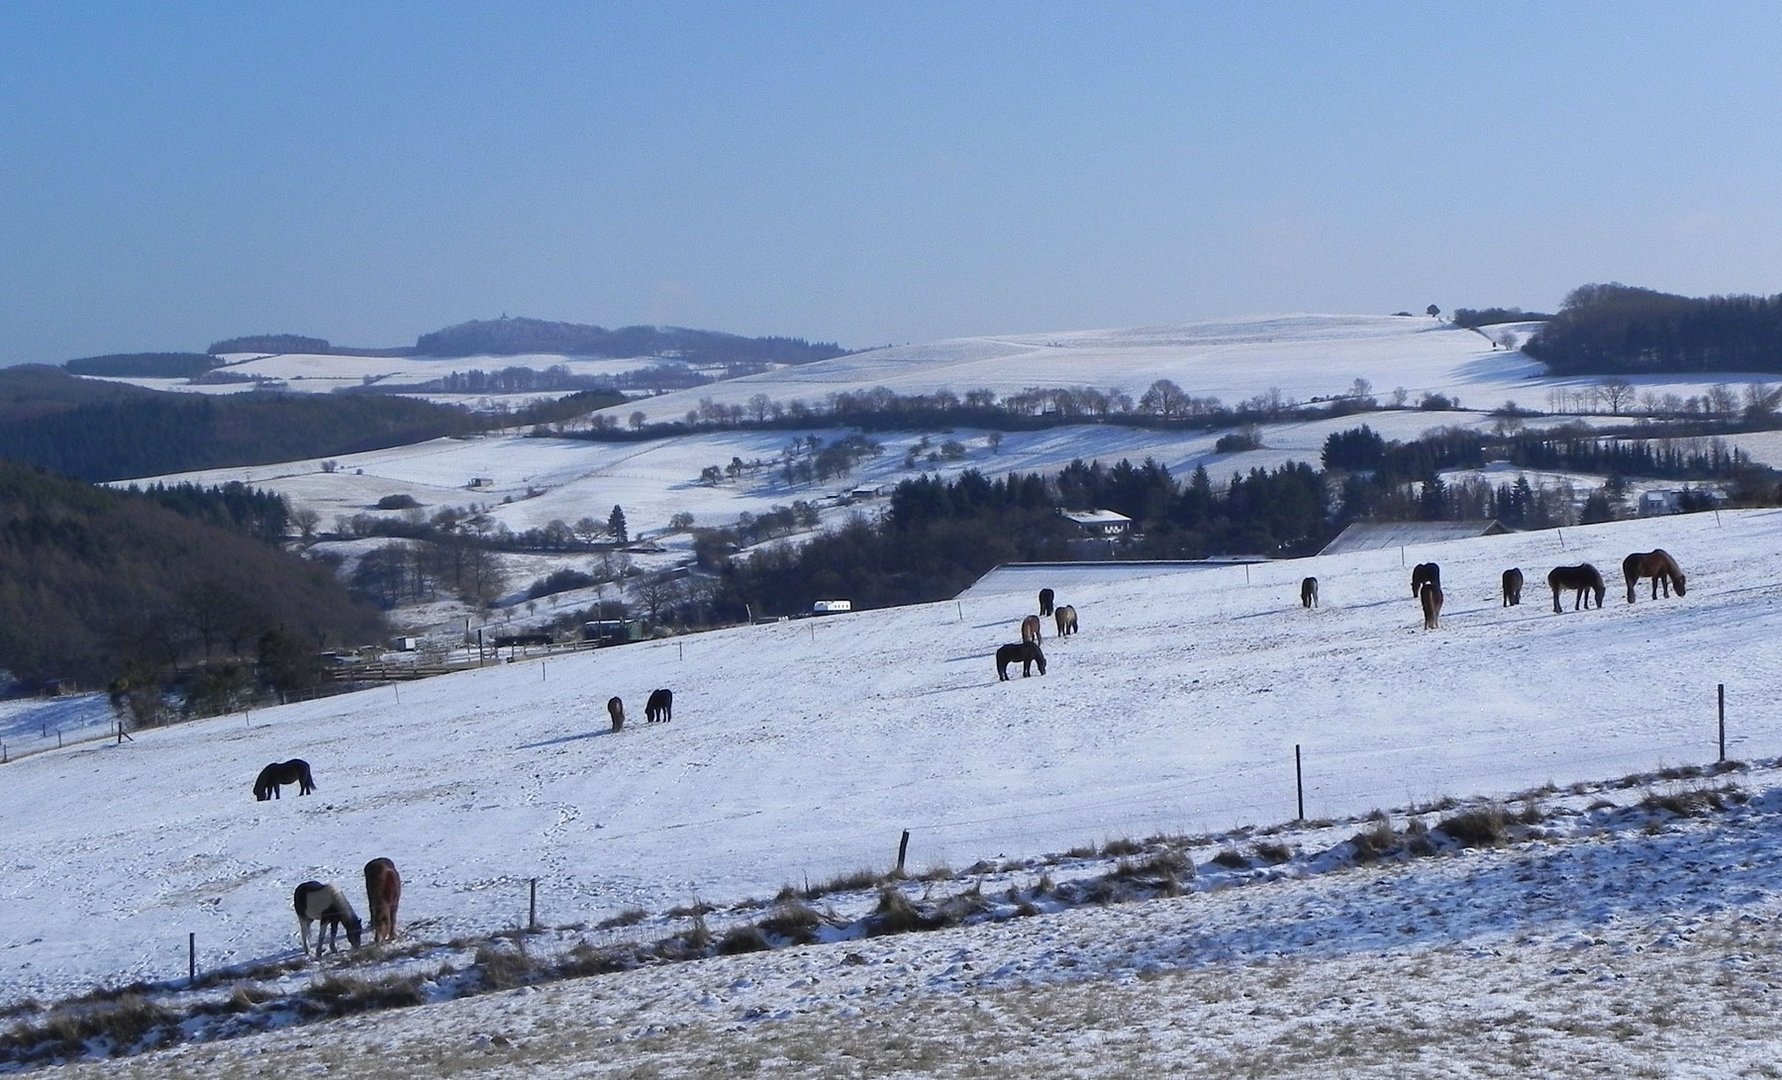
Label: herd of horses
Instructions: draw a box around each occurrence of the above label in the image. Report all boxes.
[1297,548,1686,626]
[996,590,1080,680]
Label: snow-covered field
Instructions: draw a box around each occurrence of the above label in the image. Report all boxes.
[4,506,1780,1074]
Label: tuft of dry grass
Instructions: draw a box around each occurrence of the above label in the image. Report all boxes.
[1437,804,1510,847]
[303,973,426,1017]
[472,941,542,991]
[757,901,828,944]
[1210,849,1250,870]
[597,907,648,929]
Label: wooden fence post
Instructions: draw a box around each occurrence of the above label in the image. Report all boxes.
[1719,683,1726,763]
[1295,744,1305,821]
[896,830,911,875]
[529,878,538,931]
[188,932,196,983]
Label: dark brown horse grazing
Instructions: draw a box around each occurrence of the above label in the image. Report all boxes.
[1501,568,1523,607]
[1020,614,1043,644]
[254,759,315,801]
[995,642,1046,680]
[1054,604,1078,637]
[1411,562,1441,598]
[1038,588,1055,616]
[645,687,673,723]
[1548,564,1605,613]
[607,696,625,732]
[1419,581,1444,630]
[1622,549,1686,604]
[1300,576,1318,609]
[363,858,401,944]
[294,881,362,958]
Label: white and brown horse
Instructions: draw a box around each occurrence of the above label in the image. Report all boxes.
[363,858,401,944]
[294,880,363,958]
[1623,549,1686,604]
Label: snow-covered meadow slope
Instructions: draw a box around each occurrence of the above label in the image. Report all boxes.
[3,507,1777,1012]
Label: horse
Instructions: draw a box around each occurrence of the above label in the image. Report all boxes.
[1410,562,1441,598]
[253,759,315,801]
[607,696,625,732]
[1300,576,1318,609]
[1038,588,1055,616]
[995,642,1046,680]
[1020,614,1043,644]
[1501,568,1523,607]
[363,858,401,944]
[1622,549,1686,604]
[1548,564,1605,613]
[1054,604,1078,637]
[645,687,673,723]
[1419,581,1444,630]
[293,881,363,958]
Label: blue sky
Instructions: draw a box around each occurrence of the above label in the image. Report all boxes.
[3,1,1781,362]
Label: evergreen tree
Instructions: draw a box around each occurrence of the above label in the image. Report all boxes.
[608,504,629,544]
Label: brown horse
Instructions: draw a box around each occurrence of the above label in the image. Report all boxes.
[607,696,625,732]
[1411,562,1441,598]
[1054,604,1078,637]
[1548,564,1605,613]
[995,642,1046,680]
[1300,576,1318,609]
[645,687,673,723]
[1038,588,1055,616]
[1419,581,1443,630]
[363,858,401,944]
[1622,549,1686,604]
[1020,614,1042,644]
[1501,568,1523,607]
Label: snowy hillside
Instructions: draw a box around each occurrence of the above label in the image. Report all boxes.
[3,506,1777,1016]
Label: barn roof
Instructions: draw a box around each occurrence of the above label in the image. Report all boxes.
[956,558,1267,601]
[1318,519,1509,556]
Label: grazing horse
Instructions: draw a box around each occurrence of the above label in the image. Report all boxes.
[1410,562,1441,598]
[645,687,673,723]
[607,696,625,732]
[1038,588,1055,616]
[1622,549,1687,604]
[1502,568,1523,607]
[253,759,315,801]
[1548,564,1606,613]
[363,858,401,944]
[1300,576,1318,609]
[995,642,1046,680]
[1054,604,1078,637]
[293,881,363,958]
[1020,614,1043,644]
[1419,582,1444,630]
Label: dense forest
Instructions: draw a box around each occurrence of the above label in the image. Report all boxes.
[0,368,477,481]
[1526,283,1782,375]
[63,352,221,378]
[0,460,383,693]
[413,316,846,364]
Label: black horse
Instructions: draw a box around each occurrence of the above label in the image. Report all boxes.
[646,687,673,723]
[1548,564,1605,613]
[254,759,316,801]
[1411,562,1441,598]
[995,642,1047,680]
[1038,588,1055,616]
[1501,568,1523,607]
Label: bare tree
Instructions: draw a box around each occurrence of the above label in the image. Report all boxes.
[1598,378,1635,415]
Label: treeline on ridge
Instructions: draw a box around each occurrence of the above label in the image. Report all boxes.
[414,316,845,364]
[0,459,383,690]
[0,367,476,481]
[1527,283,1782,375]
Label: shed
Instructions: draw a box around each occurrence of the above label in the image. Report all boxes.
[1318,520,1509,556]
[1058,508,1133,537]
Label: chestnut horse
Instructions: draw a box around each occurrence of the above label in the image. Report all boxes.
[1411,562,1441,598]
[1501,568,1523,607]
[1054,604,1078,637]
[363,858,401,944]
[607,696,625,732]
[1419,581,1444,630]
[995,642,1046,680]
[1622,549,1686,604]
[1020,614,1042,644]
[1038,588,1055,616]
[1548,564,1605,613]
[1300,577,1318,609]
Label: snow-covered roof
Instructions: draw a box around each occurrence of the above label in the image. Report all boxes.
[1059,508,1132,527]
[956,559,1265,600]
[1318,519,1509,555]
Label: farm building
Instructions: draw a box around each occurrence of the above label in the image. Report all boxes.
[1317,520,1509,556]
